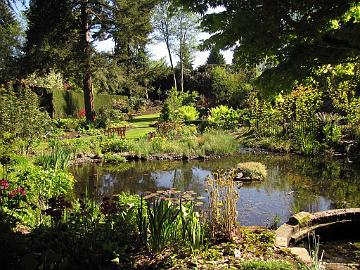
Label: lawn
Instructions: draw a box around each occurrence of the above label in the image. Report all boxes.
[126,113,160,139]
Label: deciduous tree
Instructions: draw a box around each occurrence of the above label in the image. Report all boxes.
[179,0,360,93]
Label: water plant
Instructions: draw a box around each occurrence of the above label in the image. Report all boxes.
[307,232,324,270]
[207,170,239,240]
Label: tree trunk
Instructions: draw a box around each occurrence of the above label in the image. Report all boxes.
[163,21,177,90]
[166,38,177,90]
[81,0,95,122]
[179,42,184,92]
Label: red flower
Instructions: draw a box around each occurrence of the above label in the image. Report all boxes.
[77,108,86,118]
[0,179,9,190]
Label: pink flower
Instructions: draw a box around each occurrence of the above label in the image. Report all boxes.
[0,179,9,190]
[8,187,26,197]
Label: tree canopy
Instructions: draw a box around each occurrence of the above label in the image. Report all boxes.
[179,0,360,93]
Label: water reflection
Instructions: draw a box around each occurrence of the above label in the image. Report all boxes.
[70,154,360,226]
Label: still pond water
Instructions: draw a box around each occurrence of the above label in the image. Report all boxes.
[70,152,360,227]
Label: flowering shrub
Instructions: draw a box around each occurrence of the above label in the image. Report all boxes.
[0,178,28,225]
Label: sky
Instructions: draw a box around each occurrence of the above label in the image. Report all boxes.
[95,36,234,68]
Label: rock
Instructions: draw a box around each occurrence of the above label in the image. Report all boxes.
[288,247,312,264]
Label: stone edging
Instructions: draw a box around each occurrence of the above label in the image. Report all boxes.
[275,208,360,264]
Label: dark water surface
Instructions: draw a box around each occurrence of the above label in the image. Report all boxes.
[70,153,360,227]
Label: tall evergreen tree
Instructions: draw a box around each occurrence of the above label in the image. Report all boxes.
[112,0,158,69]
[0,0,21,82]
[206,47,226,65]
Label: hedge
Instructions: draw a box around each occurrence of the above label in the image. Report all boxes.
[52,90,128,118]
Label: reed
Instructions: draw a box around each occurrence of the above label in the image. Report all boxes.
[207,169,239,241]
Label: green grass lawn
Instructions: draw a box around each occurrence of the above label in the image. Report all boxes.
[126,113,160,139]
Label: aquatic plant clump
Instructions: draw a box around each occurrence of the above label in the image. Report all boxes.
[237,162,267,181]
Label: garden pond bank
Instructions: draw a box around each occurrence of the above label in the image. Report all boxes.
[71,152,360,227]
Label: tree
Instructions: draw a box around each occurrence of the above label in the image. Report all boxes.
[152,0,178,89]
[25,0,161,121]
[0,0,22,82]
[112,0,158,69]
[174,8,198,92]
[152,0,199,91]
[206,47,225,65]
[179,0,360,93]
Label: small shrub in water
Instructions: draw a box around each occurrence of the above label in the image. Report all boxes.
[237,162,267,180]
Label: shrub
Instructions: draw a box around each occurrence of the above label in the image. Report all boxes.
[160,88,199,121]
[210,66,251,108]
[178,105,199,121]
[237,162,267,180]
[297,133,319,156]
[100,137,132,153]
[0,85,51,156]
[208,105,240,129]
[315,112,342,145]
[52,118,86,131]
[18,166,75,202]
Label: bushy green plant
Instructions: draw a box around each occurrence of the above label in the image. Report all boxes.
[178,105,199,121]
[160,88,199,121]
[275,86,323,122]
[297,133,319,156]
[323,123,342,145]
[315,112,342,145]
[100,137,132,153]
[210,66,251,108]
[0,85,51,156]
[52,118,86,131]
[103,153,126,164]
[18,166,75,203]
[208,105,240,129]
[237,162,267,180]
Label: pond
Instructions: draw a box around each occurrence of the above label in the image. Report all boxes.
[70,152,360,227]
